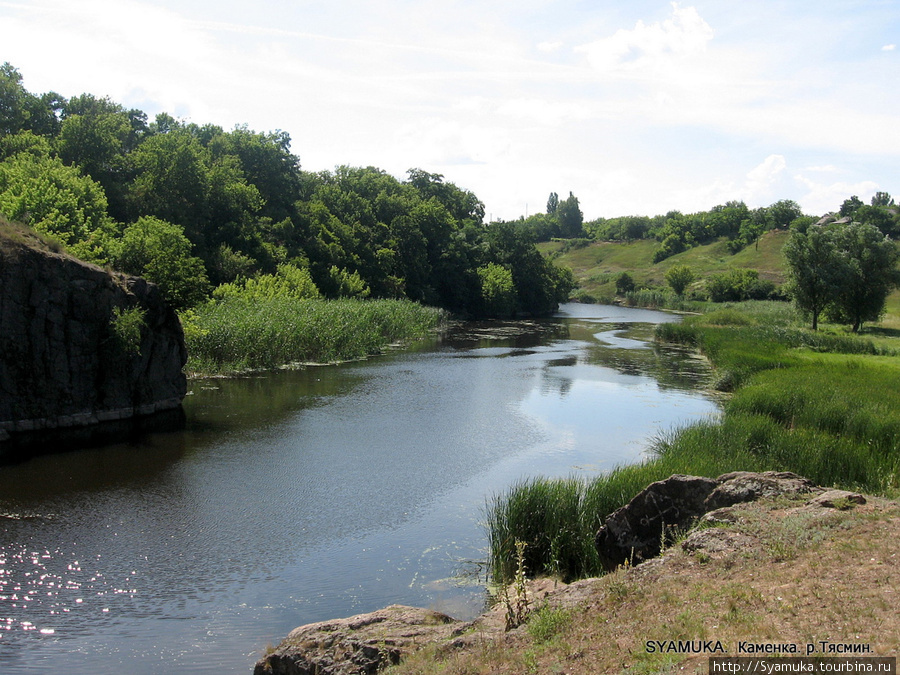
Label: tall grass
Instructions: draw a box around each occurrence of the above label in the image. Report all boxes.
[183,297,445,374]
[622,289,705,312]
[487,301,900,584]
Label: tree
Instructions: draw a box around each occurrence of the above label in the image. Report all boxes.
[126,130,211,238]
[56,102,135,220]
[784,224,842,330]
[615,271,635,295]
[839,195,864,219]
[665,265,695,296]
[0,62,32,135]
[546,192,559,215]
[556,191,583,238]
[828,222,900,332]
[111,216,211,309]
[767,199,803,229]
[477,262,516,317]
[871,191,894,207]
[0,151,114,261]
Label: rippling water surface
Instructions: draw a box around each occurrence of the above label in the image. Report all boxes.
[0,304,718,673]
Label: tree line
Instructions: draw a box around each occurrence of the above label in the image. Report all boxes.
[0,63,573,317]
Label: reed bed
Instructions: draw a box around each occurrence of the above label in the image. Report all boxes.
[183,297,444,374]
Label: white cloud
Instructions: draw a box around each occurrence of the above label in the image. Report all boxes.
[794,175,880,216]
[745,154,787,199]
[882,44,896,51]
[537,41,563,53]
[574,3,714,74]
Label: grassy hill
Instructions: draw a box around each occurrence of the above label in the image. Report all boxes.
[540,230,790,302]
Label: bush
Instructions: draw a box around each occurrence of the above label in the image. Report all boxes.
[707,268,773,302]
[665,264,695,295]
[213,263,320,303]
[109,306,145,356]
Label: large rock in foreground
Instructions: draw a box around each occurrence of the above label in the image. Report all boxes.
[0,227,187,455]
[254,605,466,675]
[595,471,821,566]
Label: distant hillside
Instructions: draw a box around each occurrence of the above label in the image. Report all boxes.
[540,230,789,301]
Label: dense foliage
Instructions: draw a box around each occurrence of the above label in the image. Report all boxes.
[0,63,573,317]
[785,219,900,331]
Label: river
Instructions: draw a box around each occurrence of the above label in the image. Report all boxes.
[0,304,718,673]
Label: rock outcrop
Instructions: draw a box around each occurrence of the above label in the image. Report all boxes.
[0,225,187,456]
[254,605,466,675]
[594,471,821,566]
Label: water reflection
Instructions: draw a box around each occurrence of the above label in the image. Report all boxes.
[0,304,717,674]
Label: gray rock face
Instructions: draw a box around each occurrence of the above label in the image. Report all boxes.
[254,605,464,675]
[596,474,718,566]
[0,234,187,453]
[704,471,818,509]
[595,471,820,567]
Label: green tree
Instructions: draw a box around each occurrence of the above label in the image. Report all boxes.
[0,151,114,261]
[767,199,803,229]
[556,191,584,238]
[477,262,516,317]
[828,222,900,332]
[871,191,894,207]
[615,271,635,295]
[546,192,559,215]
[839,195,863,219]
[665,265,695,296]
[56,100,136,220]
[111,216,210,309]
[784,224,842,330]
[126,130,211,238]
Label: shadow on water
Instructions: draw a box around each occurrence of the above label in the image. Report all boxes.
[0,407,187,468]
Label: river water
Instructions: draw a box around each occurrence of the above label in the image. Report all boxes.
[0,304,718,673]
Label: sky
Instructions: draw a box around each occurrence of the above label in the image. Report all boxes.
[2,0,899,221]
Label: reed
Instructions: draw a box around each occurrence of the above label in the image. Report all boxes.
[183,297,445,374]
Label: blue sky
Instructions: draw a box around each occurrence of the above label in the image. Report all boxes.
[2,0,899,220]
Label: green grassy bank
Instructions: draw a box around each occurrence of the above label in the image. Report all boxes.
[487,301,900,584]
[182,297,445,375]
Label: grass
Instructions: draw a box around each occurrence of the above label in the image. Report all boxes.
[487,299,900,585]
[0,217,65,255]
[182,296,445,375]
[541,230,790,301]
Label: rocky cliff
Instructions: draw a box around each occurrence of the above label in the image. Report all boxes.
[0,222,187,456]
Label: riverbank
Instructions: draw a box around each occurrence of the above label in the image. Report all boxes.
[254,475,899,674]
[486,300,900,584]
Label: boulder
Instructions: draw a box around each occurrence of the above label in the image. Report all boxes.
[596,471,822,567]
[595,474,718,566]
[253,605,464,675]
[705,471,819,510]
[805,489,866,509]
[0,228,187,457]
